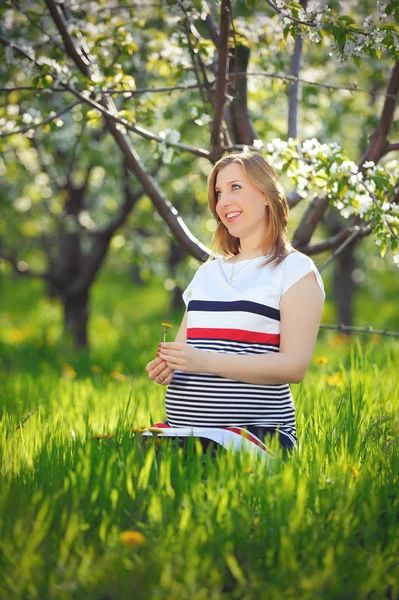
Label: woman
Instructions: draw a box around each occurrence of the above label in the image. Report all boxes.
[145,152,325,457]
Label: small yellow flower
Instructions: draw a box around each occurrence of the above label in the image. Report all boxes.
[119,531,146,547]
[91,434,113,440]
[243,466,253,473]
[111,370,127,382]
[326,372,344,387]
[315,355,328,365]
[90,365,103,373]
[161,322,174,342]
[63,364,77,379]
[346,464,359,478]
[130,426,148,433]
[9,328,24,342]
[329,332,352,347]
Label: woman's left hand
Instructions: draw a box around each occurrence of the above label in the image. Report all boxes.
[157,342,210,373]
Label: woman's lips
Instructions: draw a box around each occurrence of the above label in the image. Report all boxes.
[226,212,242,223]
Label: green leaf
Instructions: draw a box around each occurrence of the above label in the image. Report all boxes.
[337,16,356,25]
[337,179,347,199]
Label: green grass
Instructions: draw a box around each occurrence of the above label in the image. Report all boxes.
[0,272,398,599]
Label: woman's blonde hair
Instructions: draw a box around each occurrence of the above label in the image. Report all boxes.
[206,151,295,268]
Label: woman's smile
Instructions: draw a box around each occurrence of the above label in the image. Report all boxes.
[225,211,242,223]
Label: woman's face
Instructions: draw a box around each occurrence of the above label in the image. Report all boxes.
[215,162,269,242]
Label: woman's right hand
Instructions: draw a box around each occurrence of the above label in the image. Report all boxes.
[145,356,175,386]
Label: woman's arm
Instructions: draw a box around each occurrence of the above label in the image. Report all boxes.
[158,272,325,385]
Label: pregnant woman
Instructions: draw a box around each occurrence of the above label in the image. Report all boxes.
[145,151,325,458]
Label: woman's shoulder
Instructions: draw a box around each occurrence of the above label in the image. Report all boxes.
[280,250,325,298]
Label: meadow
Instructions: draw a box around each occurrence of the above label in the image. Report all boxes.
[0,268,398,600]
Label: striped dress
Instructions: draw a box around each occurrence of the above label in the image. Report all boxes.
[165,251,326,448]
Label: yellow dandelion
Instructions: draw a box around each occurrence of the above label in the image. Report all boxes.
[346,464,359,478]
[330,332,352,347]
[90,365,103,373]
[161,322,174,342]
[111,370,127,382]
[130,426,148,433]
[315,355,328,365]
[326,372,344,387]
[119,531,146,547]
[243,466,253,474]
[63,364,77,379]
[91,434,114,440]
[9,328,25,343]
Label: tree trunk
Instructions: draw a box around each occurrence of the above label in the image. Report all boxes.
[169,240,186,312]
[332,240,357,328]
[324,210,358,328]
[63,290,89,348]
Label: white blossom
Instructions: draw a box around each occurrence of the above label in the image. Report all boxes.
[357,194,373,217]
[363,15,373,28]
[253,139,264,149]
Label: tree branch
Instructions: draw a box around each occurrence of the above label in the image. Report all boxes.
[299,222,374,258]
[227,41,257,145]
[178,0,208,107]
[210,0,231,159]
[381,141,399,157]
[293,59,399,252]
[319,323,399,338]
[360,59,399,165]
[43,3,211,261]
[0,99,81,139]
[205,11,219,47]
[0,251,49,280]
[288,0,307,139]
[102,112,211,260]
[44,0,91,77]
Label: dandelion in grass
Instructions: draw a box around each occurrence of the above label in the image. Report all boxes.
[330,332,351,347]
[315,355,328,365]
[62,364,77,379]
[9,328,24,343]
[161,322,173,342]
[110,370,127,381]
[347,464,359,478]
[90,365,103,373]
[326,372,344,387]
[91,433,114,440]
[130,426,149,433]
[119,531,146,547]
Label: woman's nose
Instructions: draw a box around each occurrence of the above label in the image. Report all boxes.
[218,193,230,206]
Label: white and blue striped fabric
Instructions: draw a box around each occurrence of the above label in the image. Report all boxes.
[165,251,325,448]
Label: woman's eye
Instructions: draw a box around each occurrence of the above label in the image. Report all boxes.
[232,184,241,190]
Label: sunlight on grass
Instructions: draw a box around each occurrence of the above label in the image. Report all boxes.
[0,273,398,599]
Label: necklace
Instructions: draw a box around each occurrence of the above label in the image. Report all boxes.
[227,255,258,284]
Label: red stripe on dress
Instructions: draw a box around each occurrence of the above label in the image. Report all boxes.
[224,427,275,456]
[187,327,280,345]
